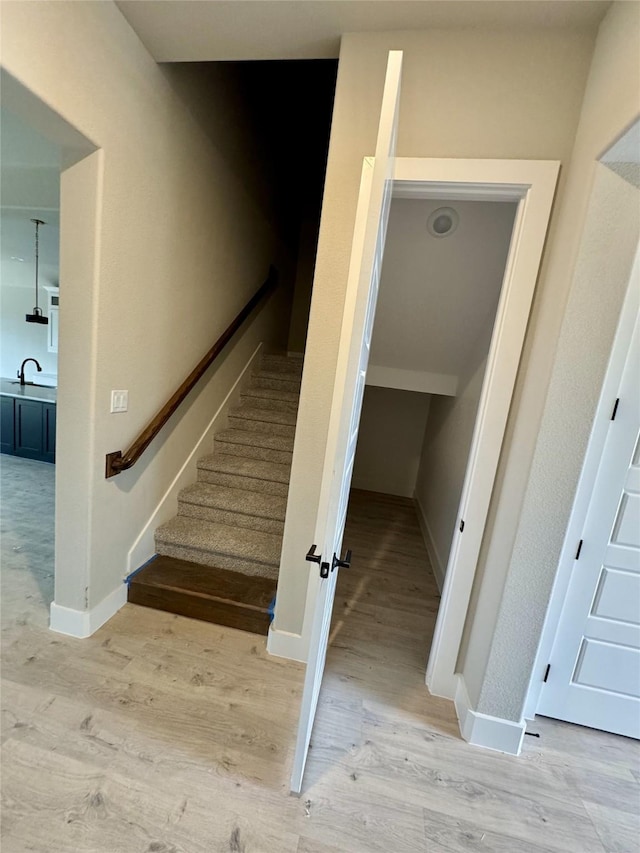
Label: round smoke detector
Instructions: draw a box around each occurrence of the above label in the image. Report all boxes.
[427,206,459,238]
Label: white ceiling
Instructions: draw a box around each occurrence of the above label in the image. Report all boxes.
[370,198,516,380]
[116,0,610,61]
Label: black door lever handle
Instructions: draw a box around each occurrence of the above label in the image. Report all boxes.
[332,549,352,571]
[306,544,321,564]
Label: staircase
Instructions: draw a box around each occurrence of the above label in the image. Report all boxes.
[128,353,302,635]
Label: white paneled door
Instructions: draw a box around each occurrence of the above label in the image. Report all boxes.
[538,313,640,738]
[289,50,402,794]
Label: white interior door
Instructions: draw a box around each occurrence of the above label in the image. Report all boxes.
[537,313,640,738]
[290,50,402,794]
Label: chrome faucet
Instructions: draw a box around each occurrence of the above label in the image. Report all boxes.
[18,358,42,386]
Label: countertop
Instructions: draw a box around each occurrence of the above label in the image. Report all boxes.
[0,379,57,404]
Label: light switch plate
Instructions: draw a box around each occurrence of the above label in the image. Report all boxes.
[110,390,128,413]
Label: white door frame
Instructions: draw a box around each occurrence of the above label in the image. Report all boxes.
[392,158,559,700]
[523,243,640,720]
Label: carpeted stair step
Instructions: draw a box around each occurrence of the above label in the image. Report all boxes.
[228,401,296,438]
[128,555,276,635]
[243,384,300,409]
[261,354,303,377]
[214,428,294,465]
[239,393,298,414]
[251,372,302,394]
[197,453,290,496]
[155,516,282,577]
[178,482,286,535]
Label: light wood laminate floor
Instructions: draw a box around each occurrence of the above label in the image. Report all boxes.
[1,459,638,852]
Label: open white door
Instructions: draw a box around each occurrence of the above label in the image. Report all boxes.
[290,50,402,794]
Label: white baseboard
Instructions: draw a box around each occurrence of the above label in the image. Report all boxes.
[127,343,264,572]
[50,583,127,639]
[454,675,525,755]
[413,492,446,592]
[267,623,308,662]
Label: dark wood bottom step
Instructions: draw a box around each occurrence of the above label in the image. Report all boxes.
[127,555,276,635]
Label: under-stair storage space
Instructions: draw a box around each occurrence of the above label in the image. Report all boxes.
[128,352,302,634]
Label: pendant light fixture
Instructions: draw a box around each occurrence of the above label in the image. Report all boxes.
[25,217,48,325]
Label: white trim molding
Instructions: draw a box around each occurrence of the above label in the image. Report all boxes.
[367,364,457,396]
[413,491,446,591]
[267,624,308,662]
[454,675,525,755]
[127,343,264,572]
[50,583,127,639]
[407,158,561,702]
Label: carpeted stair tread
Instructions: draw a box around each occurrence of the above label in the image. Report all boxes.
[238,394,298,414]
[261,355,303,376]
[128,555,276,635]
[252,372,302,392]
[214,429,294,464]
[230,400,297,427]
[179,482,287,522]
[245,384,299,403]
[197,452,291,484]
[215,428,295,453]
[155,516,282,569]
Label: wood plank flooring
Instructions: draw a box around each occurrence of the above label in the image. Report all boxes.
[1,457,638,852]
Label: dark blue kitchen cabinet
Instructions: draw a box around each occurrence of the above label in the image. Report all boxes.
[1,396,14,454]
[0,396,56,463]
[43,403,56,463]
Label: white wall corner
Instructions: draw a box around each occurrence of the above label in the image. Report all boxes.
[413,491,445,591]
[454,675,525,756]
[267,623,308,662]
[126,343,264,572]
[49,583,127,639]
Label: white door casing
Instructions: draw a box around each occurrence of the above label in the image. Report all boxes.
[289,50,402,795]
[537,309,640,738]
[389,158,560,702]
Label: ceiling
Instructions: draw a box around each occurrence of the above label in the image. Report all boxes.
[1,109,61,170]
[370,197,517,381]
[116,1,610,62]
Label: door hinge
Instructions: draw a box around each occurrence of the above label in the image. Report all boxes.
[575,539,583,560]
[543,664,551,683]
[459,519,465,533]
[611,398,620,421]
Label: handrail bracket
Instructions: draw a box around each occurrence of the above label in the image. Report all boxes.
[106,451,124,479]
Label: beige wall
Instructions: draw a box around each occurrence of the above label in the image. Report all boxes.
[1,1,290,610]
[465,136,640,721]
[353,197,514,503]
[288,215,320,353]
[415,306,498,587]
[460,2,640,719]
[351,387,430,497]
[275,24,596,641]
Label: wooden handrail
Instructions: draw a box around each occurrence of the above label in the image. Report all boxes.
[105,266,278,478]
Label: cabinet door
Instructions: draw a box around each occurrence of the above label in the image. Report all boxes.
[48,307,59,353]
[15,399,44,460]
[0,397,15,454]
[42,403,56,463]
